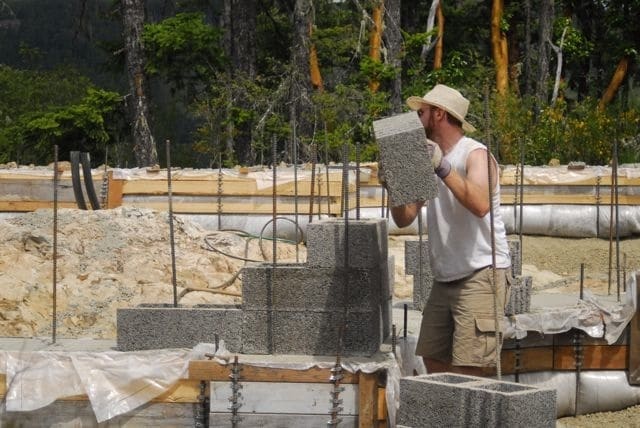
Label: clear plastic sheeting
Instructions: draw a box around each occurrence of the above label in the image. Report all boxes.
[1,343,222,423]
[506,272,637,344]
[1,341,401,426]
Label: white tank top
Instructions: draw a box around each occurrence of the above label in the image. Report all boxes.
[427,137,511,281]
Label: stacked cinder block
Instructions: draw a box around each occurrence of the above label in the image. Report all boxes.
[397,373,556,428]
[505,275,533,315]
[241,218,391,356]
[404,239,432,311]
[373,112,438,207]
[508,239,522,277]
[117,304,243,352]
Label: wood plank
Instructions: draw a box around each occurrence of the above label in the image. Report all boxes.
[0,201,79,211]
[500,347,554,374]
[554,345,628,370]
[107,173,124,208]
[188,360,359,384]
[358,372,379,428]
[377,387,388,426]
[629,272,640,384]
[500,194,640,205]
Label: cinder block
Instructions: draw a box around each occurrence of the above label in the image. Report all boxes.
[117,305,242,352]
[373,112,438,207]
[241,263,384,311]
[505,275,532,315]
[508,239,522,277]
[306,218,388,268]
[397,373,556,428]
[241,309,382,356]
[404,239,433,312]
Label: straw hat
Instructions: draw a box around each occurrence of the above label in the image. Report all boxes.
[406,84,476,133]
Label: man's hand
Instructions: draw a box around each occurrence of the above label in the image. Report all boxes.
[427,140,451,179]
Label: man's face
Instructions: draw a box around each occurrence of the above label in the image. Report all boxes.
[417,105,435,138]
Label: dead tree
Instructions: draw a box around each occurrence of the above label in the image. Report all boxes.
[122,0,158,167]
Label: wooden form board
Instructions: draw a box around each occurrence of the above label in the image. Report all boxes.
[3,167,640,212]
[188,360,385,428]
[500,344,629,374]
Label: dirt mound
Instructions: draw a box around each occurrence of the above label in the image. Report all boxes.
[0,207,303,339]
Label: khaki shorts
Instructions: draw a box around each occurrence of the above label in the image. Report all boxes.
[415,266,511,367]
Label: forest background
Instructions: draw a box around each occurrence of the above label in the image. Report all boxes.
[0,0,639,169]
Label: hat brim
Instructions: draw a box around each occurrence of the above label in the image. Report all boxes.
[406,96,476,133]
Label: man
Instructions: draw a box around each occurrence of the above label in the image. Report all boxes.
[390,84,511,376]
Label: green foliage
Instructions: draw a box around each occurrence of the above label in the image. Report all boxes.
[490,93,640,166]
[0,65,126,165]
[553,17,593,61]
[143,12,225,94]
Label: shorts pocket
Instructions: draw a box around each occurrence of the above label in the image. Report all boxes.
[473,317,498,363]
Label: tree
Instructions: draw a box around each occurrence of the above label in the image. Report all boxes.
[535,0,554,110]
[121,0,158,167]
[491,0,509,95]
[384,0,402,112]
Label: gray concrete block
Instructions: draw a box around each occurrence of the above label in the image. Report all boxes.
[373,112,438,207]
[397,373,556,428]
[404,239,430,275]
[306,218,388,268]
[404,239,433,312]
[508,239,522,277]
[241,263,384,311]
[505,275,532,315]
[242,309,382,356]
[117,305,242,352]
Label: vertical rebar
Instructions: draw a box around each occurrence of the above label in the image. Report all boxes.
[355,142,361,220]
[614,139,621,301]
[309,143,318,224]
[324,122,331,216]
[52,145,59,344]
[484,84,501,380]
[608,152,615,295]
[272,137,278,264]
[595,175,601,238]
[166,139,178,307]
[519,139,525,253]
[217,152,223,231]
[293,129,300,263]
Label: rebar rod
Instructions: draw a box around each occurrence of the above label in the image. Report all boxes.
[309,143,317,224]
[355,142,361,220]
[166,140,178,307]
[217,152,223,231]
[293,129,300,263]
[614,139,621,301]
[52,145,59,344]
[485,86,501,380]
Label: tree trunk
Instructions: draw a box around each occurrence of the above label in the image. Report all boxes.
[523,0,533,96]
[535,0,554,109]
[222,0,257,165]
[122,0,158,167]
[599,56,630,110]
[289,0,314,163]
[384,0,402,112]
[433,2,444,70]
[491,0,509,95]
[309,22,324,91]
[368,1,384,92]
[550,26,567,105]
